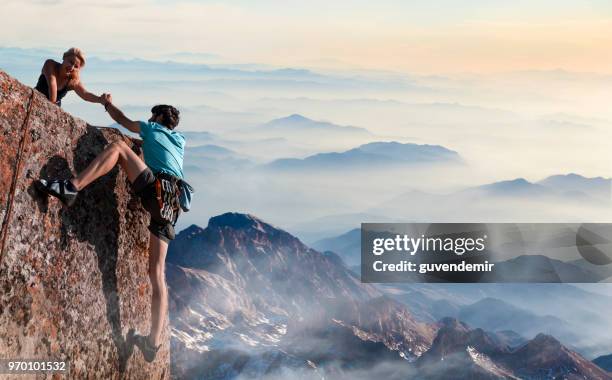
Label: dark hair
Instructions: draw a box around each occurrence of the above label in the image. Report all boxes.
[151,104,180,130]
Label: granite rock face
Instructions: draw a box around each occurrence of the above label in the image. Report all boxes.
[0,71,170,379]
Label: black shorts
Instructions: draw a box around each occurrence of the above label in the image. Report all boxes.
[132,168,176,243]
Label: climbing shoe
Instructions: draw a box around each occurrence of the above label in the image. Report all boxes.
[35,179,78,207]
[133,333,160,363]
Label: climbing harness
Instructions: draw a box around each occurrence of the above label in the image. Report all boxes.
[154,173,182,225]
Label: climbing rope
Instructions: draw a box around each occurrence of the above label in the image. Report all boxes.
[0,88,36,263]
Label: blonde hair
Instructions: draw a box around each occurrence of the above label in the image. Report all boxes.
[62,47,85,85]
[63,47,86,67]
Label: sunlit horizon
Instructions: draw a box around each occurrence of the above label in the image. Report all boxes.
[3,0,612,75]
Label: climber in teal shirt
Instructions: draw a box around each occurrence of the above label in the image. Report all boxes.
[138,120,185,179]
[35,97,186,363]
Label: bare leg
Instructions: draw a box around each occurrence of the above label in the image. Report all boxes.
[71,140,147,191]
[147,233,168,347]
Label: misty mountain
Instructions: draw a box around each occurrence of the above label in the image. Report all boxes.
[384,282,612,359]
[312,228,361,266]
[463,178,551,198]
[380,286,462,323]
[167,213,436,379]
[181,131,218,145]
[594,354,612,372]
[183,144,254,175]
[1,46,328,83]
[253,114,371,136]
[417,318,518,379]
[265,141,462,171]
[455,298,579,345]
[538,173,611,200]
[504,334,610,380]
[291,212,397,244]
[384,288,581,350]
[464,174,611,202]
[165,213,612,378]
[187,144,236,158]
[568,259,612,280]
[229,114,375,153]
[417,318,610,380]
[368,173,611,223]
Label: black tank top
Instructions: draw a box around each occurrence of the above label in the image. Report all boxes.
[34,74,70,106]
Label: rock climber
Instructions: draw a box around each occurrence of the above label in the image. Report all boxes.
[35,47,107,107]
[35,95,188,362]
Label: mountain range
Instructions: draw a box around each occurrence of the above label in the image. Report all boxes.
[312,228,361,266]
[594,354,612,372]
[417,318,609,380]
[183,144,254,175]
[265,141,462,171]
[165,213,611,378]
[231,114,374,151]
[225,114,382,156]
[250,114,371,136]
[538,173,611,200]
[167,213,435,378]
[291,173,611,241]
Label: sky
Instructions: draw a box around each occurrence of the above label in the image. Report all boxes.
[2,0,612,74]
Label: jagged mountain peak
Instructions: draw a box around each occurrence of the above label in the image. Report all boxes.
[438,317,471,331]
[419,312,611,380]
[206,212,302,247]
[181,224,206,236]
[265,113,326,126]
[519,333,563,351]
[208,212,269,230]
[169,213,310,272]
[284,113,309,122]
[594,354,612,372]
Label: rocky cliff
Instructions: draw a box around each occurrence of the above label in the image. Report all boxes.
[0,71,170,379]
[417,318,611,380]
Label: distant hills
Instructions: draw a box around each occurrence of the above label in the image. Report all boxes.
[385,282,612,360]
[463,178,550,198]
[265,141,462,170]
[366,173,611,223]
[183,144,254,175]
[312,228,361,266]
[538,173,611,199]
[594,354,612,372]
[254,114,371,136]
[417,318,609,379]
[460,174,611,201]
[233,114,373,147]
[454,297,578,345]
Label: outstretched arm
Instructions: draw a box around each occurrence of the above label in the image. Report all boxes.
[73,81,105,104]
[102,94,141,134]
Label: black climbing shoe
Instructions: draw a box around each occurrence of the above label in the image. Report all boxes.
[35,179,78,207]
[133,333,160,363]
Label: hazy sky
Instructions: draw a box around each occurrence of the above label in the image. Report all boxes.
[3,0,612,74]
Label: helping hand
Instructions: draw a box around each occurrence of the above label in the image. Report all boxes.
[101,93,113,106]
